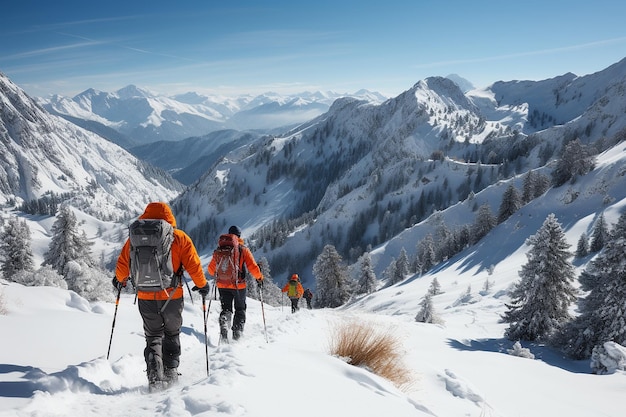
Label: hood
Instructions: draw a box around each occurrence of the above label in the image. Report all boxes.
[139,202,177,227]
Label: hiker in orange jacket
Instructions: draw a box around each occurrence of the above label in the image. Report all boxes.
[207,225,263,341]
[282,274,304,313]
[113,202,208,386]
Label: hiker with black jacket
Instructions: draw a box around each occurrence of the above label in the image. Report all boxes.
[207,225,264,342]
[303,288,313,309]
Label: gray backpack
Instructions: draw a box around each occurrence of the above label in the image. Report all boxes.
[129,219,175,291]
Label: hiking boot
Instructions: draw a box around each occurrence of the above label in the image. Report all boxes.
[146,352,164,387]
[220,327,229,343]
[164,367,179,384]
[232,329,242,341]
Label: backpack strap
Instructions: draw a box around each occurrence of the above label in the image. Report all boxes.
[159,264,185,313]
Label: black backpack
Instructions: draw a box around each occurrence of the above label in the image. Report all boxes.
[129,219,176,291]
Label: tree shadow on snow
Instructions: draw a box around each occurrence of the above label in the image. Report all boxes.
[446,338,591,374]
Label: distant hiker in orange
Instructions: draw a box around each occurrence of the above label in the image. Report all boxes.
[303,288,313,309]
[113,202,209,389]
[282,274,304,313]
[207,225,263,342]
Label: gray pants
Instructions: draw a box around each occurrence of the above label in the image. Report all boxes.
[138,297,184,372]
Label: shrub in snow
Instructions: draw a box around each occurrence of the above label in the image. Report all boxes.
[328,320,413,391]
[13,266,68,289]
[506,341,535,359]
[450,285,480,307]
[64,261,114,302]
[590,342,626,375]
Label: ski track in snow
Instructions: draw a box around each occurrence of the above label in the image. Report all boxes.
[2,298,435,417]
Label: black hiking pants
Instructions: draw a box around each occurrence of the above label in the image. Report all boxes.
[218,287,247,331]
[290,297,300,313]
[138,297,184,372]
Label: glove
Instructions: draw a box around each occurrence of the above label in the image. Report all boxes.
[256,279,264,288]
[192,284,210,297]
[112,277,126,291]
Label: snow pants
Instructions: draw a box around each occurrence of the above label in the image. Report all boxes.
[138,297,184,373]
[290,297,300,313]
[218,287,247,331]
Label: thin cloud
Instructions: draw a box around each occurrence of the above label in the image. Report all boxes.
[413,37,626,69]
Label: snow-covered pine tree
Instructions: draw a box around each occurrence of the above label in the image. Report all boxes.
[589,212,609,253]
[427,277,443,296]
[560,210,626,359]
[415,293,438,324]
[575,232,589,258]
[356,251,377,295]
[391,247,409,284]
[502,213,577,342]
[0,216,34,279]
[42,205,95,279]
[472,203,496,244]
[312,244,352,308]
[415,234,436,274]
[521,169,550,203]
[551,138,596,187]
[382,257,396,285]
[250,257,282,306]
[497,184,522,224]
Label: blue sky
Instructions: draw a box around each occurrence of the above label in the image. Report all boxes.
[2,0,625,98]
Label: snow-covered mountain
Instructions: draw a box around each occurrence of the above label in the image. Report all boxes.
[171,58,626,288]
[2,59,626,417]
[38,86,388,145]
[0,71,182,233]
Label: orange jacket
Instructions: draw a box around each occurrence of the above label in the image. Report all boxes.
[207,236,263,289]
[282,277,304,299]
[115,202,207,300]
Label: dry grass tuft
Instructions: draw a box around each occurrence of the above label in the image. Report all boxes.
[328,320,414,391]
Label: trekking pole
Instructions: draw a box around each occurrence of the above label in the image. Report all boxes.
[202,293,209,376]
[259,286,269,343]
[107,285,123,360]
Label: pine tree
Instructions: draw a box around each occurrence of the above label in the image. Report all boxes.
[560,211,626,359]
[312,244,352,308]
[497,184,522,224]
[589,212,609,253]
[356,252,377,295]
[521,169,550,203]
[521,169,536,204]
[503,213,577,342]
[391,247,409,284]
[415,293,439,324]
[250,257,282,306]
[0,217,35,279]
[472,204,496,243]
[551,138,596,187]
[427,277,443,295]
[415,234,436,274]
[575,232,589,258]
[42,205,94,279]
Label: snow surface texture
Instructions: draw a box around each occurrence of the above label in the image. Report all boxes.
[1,263,625,417]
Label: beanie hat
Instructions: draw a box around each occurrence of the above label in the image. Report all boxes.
[228,225,241,237]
